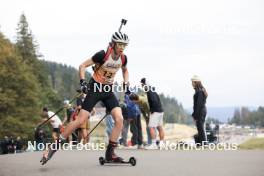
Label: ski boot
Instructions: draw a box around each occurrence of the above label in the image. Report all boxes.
[98,141,136,166]
[40,137,64,165]
[105,141,124,162]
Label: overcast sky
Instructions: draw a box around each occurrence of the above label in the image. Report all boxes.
[1,0,263,108]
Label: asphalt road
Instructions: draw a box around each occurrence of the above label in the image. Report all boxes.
[0,149,264,176]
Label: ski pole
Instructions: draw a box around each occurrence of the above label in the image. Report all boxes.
[87,113,109,137]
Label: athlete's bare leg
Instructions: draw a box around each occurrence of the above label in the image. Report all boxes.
[61,109,89,139]
[109,107,123,142]
[105,107,124,161]
[41,109,90,164]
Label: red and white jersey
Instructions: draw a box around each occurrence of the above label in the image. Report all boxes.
[92,49,127,84]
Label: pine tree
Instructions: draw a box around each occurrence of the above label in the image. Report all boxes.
[15,13,38,65]
[230,108,241,124]
[15,13,61,109]
[159,93,191,124]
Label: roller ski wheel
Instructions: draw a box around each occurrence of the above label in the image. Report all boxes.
[98,156,136,166]
[99,157,105,165]
[129,157,136,166]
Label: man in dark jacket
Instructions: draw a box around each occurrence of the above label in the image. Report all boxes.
[141,78,165,150]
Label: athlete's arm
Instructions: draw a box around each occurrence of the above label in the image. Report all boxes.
[79,58,95,80]
[122,66,129,83]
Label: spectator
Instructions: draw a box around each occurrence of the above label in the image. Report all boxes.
[123,93,143,148]
[15,136,23,153]
[7,136,16,153]
[129,100,143,149]
[35,128,46,151]
[141,78,165,150]
[129,93,152,145]
[119,93,131,147]
[1,136,9,154]
[191,75,208,145]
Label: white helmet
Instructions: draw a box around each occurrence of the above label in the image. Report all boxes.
[111,31,129,44]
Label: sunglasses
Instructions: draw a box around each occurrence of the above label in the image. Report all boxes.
[116,43,127,48]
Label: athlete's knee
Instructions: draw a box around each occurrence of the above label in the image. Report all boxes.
[76,116,87,127]
[76,110,90,125]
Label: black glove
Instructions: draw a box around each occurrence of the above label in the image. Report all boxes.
[80,79,89,94]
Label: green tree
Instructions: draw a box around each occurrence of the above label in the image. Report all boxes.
[159,93,191,124]
[15,13,38,65]
[0,14,90,139]
[0,32,41,138]
[41,60,91,100]
[229,107,264,127]
[15,13,61,109]
[230,108,241,124]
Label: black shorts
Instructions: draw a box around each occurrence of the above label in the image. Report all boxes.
[53,128,60,133]
[82,78,119,112]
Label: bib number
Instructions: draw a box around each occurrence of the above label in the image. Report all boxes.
[103,71,113,79]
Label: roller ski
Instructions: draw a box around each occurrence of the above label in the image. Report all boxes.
[99,156,136,166]
[99,141,136,166]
